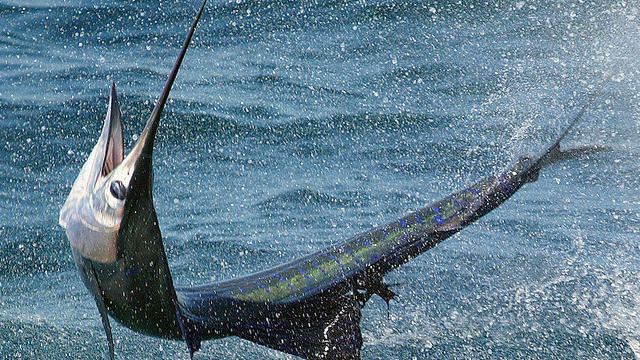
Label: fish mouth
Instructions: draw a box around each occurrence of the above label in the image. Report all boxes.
[96,81,158,203]
[100,83,125,180]
[59,82,129,230]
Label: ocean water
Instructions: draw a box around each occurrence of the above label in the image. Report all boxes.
[1,0,640,359]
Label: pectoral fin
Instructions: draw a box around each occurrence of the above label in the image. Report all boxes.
[74,251,114,360]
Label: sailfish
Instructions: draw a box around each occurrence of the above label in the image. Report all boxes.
[58,1,608,359]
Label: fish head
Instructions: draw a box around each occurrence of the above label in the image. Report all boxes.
[57,0,207,344]
[59,82,160,264]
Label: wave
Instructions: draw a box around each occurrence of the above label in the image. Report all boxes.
[256,187,354,210]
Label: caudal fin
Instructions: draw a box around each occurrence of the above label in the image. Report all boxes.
[534,73,611,169]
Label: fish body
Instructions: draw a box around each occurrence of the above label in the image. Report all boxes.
[58,1,607,359]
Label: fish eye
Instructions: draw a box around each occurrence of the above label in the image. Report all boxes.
[110,180,126,200]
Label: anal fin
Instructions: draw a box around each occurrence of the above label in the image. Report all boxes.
[371,278,396,307]
[351,274,397,316]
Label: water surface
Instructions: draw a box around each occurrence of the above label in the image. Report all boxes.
[1,0,640,359]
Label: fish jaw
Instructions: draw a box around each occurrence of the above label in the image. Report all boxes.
[59,83,126,263]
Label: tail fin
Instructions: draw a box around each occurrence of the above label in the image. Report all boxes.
[518,75,610,187]
[548,145,610,163]
[535,74,611,169]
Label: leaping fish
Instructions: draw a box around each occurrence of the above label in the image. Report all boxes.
[58,1,608,359]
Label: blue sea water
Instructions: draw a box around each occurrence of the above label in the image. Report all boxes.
[1,0,640,358]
